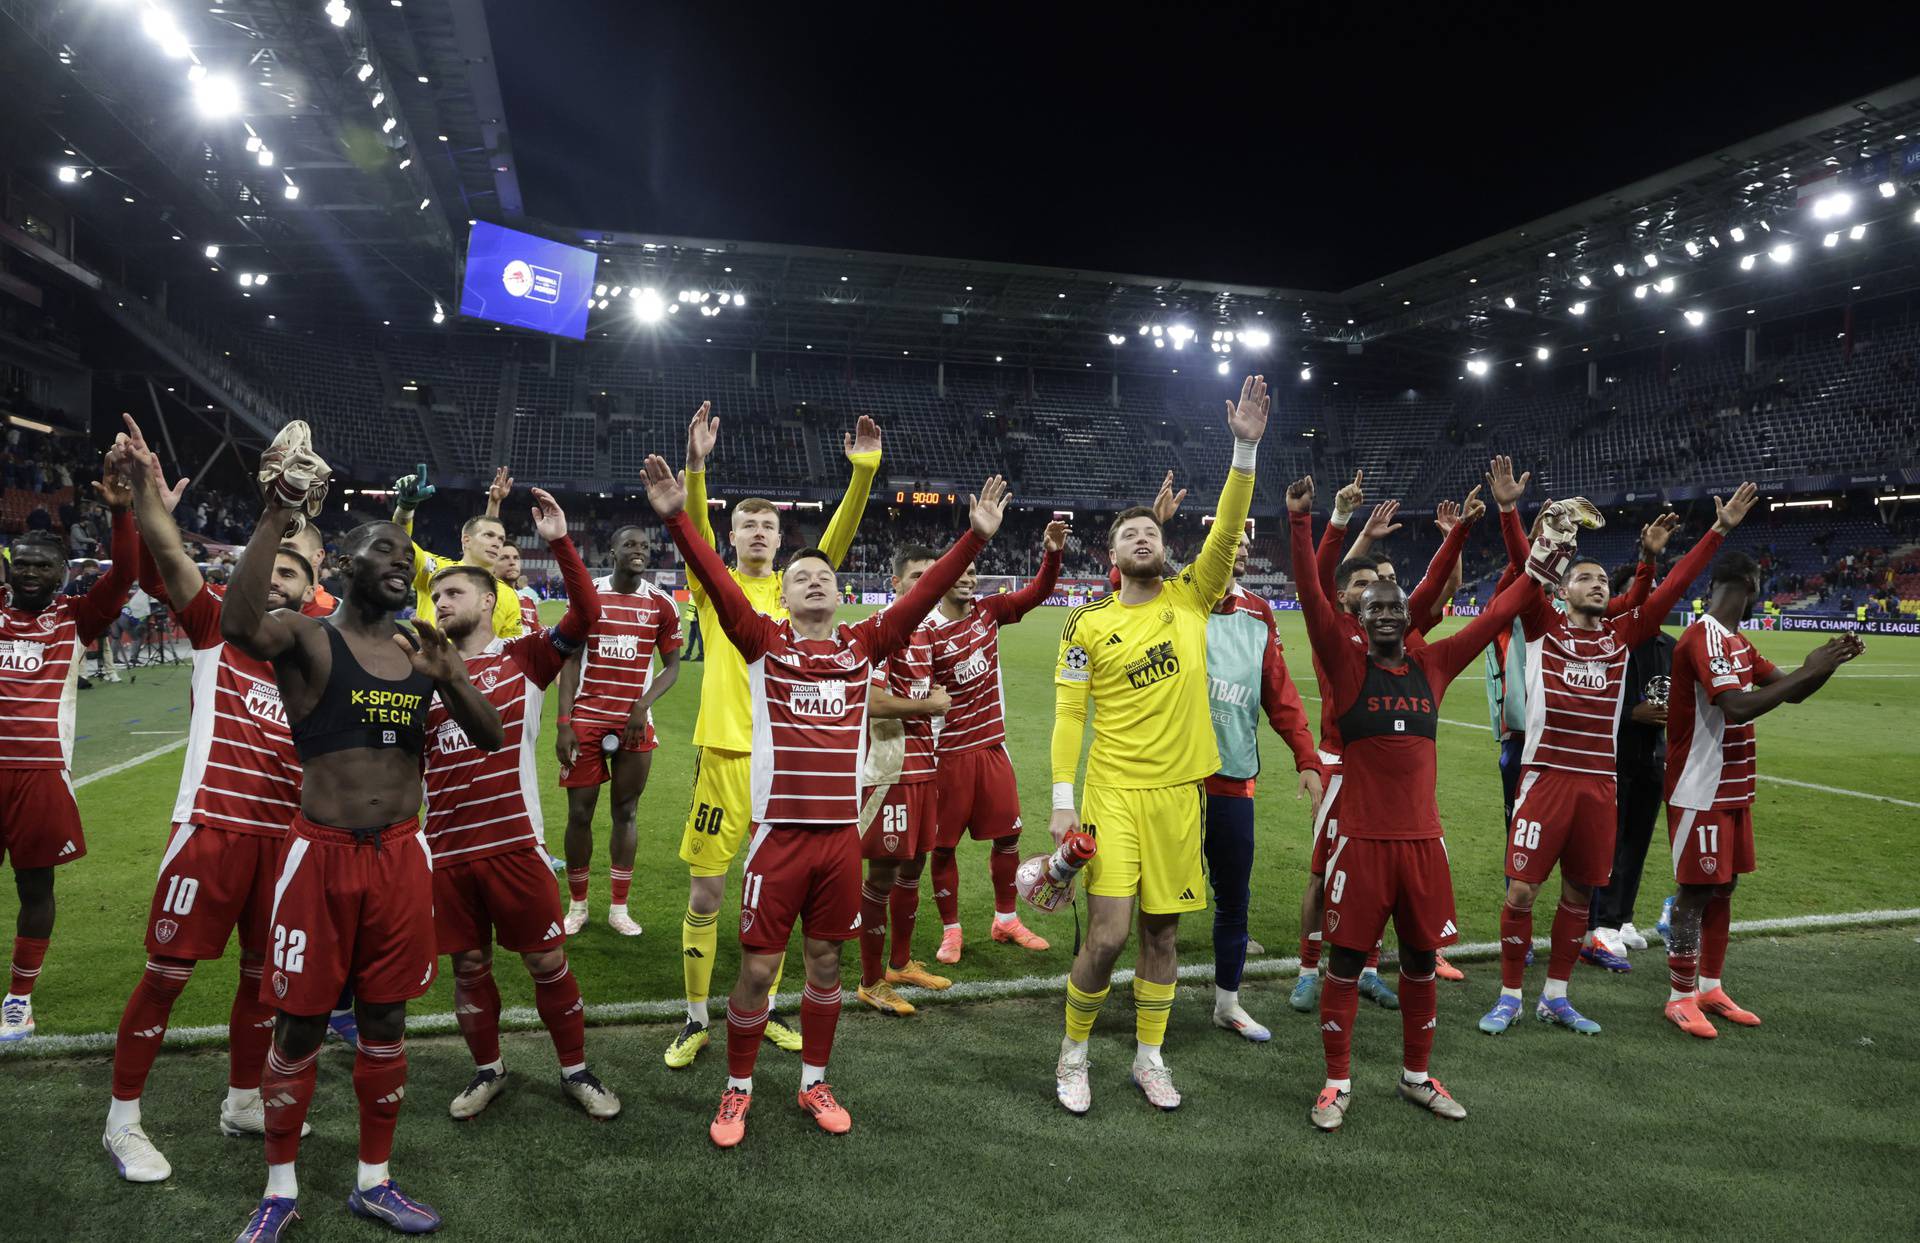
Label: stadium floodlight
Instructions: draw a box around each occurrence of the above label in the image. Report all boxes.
[1656,277,1675,294]
[204,244,220,259]
[1708,235,1720,248]
[733,293,746,308]
[1168,324,1194,345]
[1219,361,1232,375]
[1466,358,1490,375]
[431,300,445,324]
[257,148,274,167]
[1684,310,1705,327]
[1150,325,1163,337]
[635,287,665,323]
[1240,328,1271,348]
[254,274,267,286]
[594,283,607,297]
[1503,296,1516,309]
[1612,263,1626,277]
[246,134,262,152]
[1728,226,1746,243]
[1643,253,1658,268]
[326,2,352,28]
[1634,284,1648,299]
[1739,254,1757,270]
[1823,232,1840,247]
[370,91,384,109]
[1685,241,1701,257]
[1569,301,1587,316]
[282,182,299,200]
[418,197,430,210]
[1136,324,1149,335]
[1577,274,1592,288]
[356,62,374,82]
[1298,366,1311,381]
[1811,191,1853,220]
[381,116,397,133]
[238,272,255,287]
[1914,207,1920,223]
[397,157,411,169]
[1154,338,1164,349]
[1769,244,1793,264]
[1536,346,1550,361]
[1879,180,1897,199]
[611,286,625,298]
[192,74,241,118]
[57,165,77,183]
[1107,333,1126,345]
[141,9,191,58]
[1849,223,1867,240]
[1211,330,1222,342]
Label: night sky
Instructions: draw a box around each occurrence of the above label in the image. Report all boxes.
[487,2,1919,290]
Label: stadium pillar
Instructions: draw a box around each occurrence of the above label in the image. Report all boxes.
[1744,328,1756,375]
[1110,371,1119,408]
[750,350,759,389]
[937,361,945,398]
[1587,360,1597,399]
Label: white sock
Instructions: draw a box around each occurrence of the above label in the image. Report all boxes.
[568,900,588,912]
[1325,1077,1352,1093]
[106,1096,141,1130]
[1500,986,1523,1001]
[945,921,964,933]
[800,1061,827,1089]
[477,1058,504,1076]
[356,1161,388,1192]
[560,1061,586,1079]
[992,911,1016,925]
[1542,978,1569,1001]
[687,999,709,1027]
[1700,976,1722,994]
[1298,966,1320,980]
[726,1075,753,1093]
[1214,986,1239,1013]
[1061,1035,1088,1058]
[1134,1041,1164,1068]
[1402,1067,1430,1085]
[225,1086,258,1110]
[265,1162,298,1199]
[1360,966,1379,981]
[1668,987,1693,1002]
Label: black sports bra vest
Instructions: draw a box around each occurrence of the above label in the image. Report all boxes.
[291,621,434,761]
[1337,658,1440,744]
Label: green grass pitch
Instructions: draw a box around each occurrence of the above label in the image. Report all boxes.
[3,607,1917,1240]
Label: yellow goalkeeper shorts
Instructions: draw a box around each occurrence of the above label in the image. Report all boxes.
[1080,781,1207,915]
[678,747,753,878]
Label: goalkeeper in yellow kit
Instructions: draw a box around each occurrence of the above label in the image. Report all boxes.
[664,402,883,1068]
[1049,373,1268,1114]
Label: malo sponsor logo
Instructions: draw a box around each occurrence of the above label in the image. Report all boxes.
[1124,641,1180,689]
[954,652,990,684]
[597,634,640,661]
[1564,660,1609,691]
[789,680,848,717]
[435,720,472,755]
[244,679,288,726]
[0,640,47,674]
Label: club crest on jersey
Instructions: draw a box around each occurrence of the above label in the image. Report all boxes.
[789,680,848,717]
[1325,911,1340,931]
[154,918,178,944]
[1597,634,1618,654]
[33,611,58,634]
[272,971,289,999]
[0,640,47,673]
[883,833,900,853]
[1159,607,1175,625]
[244,678,288,727]
[476,667,499,692]
[1701,856,1718,874]
[435,720,472,754]
[596,634,640,661]
[739,910,755,935]
[1123,640,1180,690]
[1512,851,1529,871]
[1564,660,1609,691]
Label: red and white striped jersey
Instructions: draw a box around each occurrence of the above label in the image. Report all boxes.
[570,576,679,729]
[170,585,303,836]
[751,622,884,826]
[1518,612,1640,778]
[0,549,132,769]
[1665,616,1778,811]
[925,550,1062,757]
[864,622,938,785]
[423,632,570,863]
[516,590,541,635]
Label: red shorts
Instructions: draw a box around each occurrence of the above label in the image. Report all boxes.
[738,824,862,953]
[1667,805,1756,886]
[260,815,437,1015]
[433,847,568,955]
[558,716,654,788]
[859,780,935,861]
[146,824,282,960]
[934,746,1022,847]
[0,767,86,870]
[1309,766,1344,875]
[1506,767,1617,887]
[1320,834,1459,953]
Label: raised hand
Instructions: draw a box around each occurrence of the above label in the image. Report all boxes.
[1363,499,1403,541]
[392,465,435,511]
[1043,518,1071,552]
[1806,633,1866,674]
[1152,470,1187,525]
[1461,484,1487,525]
[686,401,718,468]
[487,465,514,507]
[1333,469,1364,517]
[1224,374,1269,444]
[641,454,688,518]
[1640,512,1681,557]
[969,475,1009,540]
[1434,499,1462,534]
[1487,454,1530,510]
[118,413,190,511]
[529,487,568,542]
[397,619,465,683]
[1286,475,1315,514]
[845,414,882,459]
[92,444,133,510]
[1712,482,1759,534]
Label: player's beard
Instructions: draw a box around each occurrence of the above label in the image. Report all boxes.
[441,613,482,643]
[1117,552,1166,582]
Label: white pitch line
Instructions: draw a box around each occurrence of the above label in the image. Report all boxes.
[72,739,187,789]
[1294,690,1917,809]
[6,907,1916,1057]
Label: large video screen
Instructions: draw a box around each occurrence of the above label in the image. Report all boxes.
[458,221,597,340]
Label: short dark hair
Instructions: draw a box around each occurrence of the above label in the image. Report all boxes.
[785,546,833,573]
[343,520,408,553]
[275,544,316,585]
[610,524,646,547]
[1608,563,1638,596]
[11,531,66,558]
[1335,553,1379,590]
[430,564,497,598]
[892,543,938,578]
[1711,550,1761,587]
[1562,556,1608,583]
[462,515,504,539]
[1108,506,1160,547]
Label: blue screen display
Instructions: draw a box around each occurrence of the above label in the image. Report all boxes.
[458,221,597,340]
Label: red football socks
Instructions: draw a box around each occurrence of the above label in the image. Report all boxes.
[1399,970,1438,1074]
[931,847,962,924]
[1500,905,1532,989]
[726,999,769,1081]
[9,935,49,996]
[1300,931,1322,970]
[1319,972,1360,1080]
[609,866,633,907]
[262,1043,320,1165]
[229,960,276,1090]
[531,958,586,1069]
[110,957,193,1100]
[888,876,920,970]
[1547,897,1587,982]
[800,981,842,1068]
[566,867,589,904]
[1701,894,1732,981]
[453,960,503,1067]
[989,842,1020,916]
[858,880,890,987]
[353,1038,408,1164]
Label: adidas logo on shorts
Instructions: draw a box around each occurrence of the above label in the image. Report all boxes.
[58,840,77,857]
[545,922,564,940]
[1179,888,1196,901]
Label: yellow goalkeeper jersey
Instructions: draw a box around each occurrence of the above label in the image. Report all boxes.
[407,544,524,640]
[1052,466,1253,790]
[685,449,882,754]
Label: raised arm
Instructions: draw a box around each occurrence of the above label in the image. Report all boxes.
[75,508,138,643]
[483,466,512,520]
[1715,635,1861,725]
[119,414,203,611]
[1622,485,1755,644]
[1408,494,1477,635]
[220,497,309,660]
[819,415,884,568]
[861,477,1001,659]
[1345,499,1403,563]
[684,402,720,553]
[644,454,777,661]
[1427,570,1545,683]
[527,488,596,652]
[1049,609,1094,842]
[1286,486,1348,664]
[985,523,1066,624]
[1189,374,1267,608]
[402,622,504,751]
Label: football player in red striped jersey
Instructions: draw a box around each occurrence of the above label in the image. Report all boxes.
[0,445,135,1046]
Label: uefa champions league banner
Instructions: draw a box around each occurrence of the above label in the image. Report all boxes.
[1768,616,1920,636]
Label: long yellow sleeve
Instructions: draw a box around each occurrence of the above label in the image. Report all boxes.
[1189,466,1254,610]
[684,467,715,603]
[1051,612,1093,784]
[819,450,882,569]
